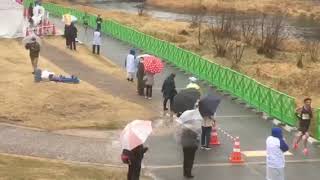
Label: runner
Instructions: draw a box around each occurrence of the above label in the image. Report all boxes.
[292,98,313,155]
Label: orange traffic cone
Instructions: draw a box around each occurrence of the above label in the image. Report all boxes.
[52,24,56,35]
[26,27,29,36]
[210,126,220,145]
[38,26,42,36]
[23,8,28,18]
[229,137,244,163]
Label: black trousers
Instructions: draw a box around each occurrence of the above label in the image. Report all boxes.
[183,147,197,176]
[92,45,100,54]
[69,38,76,50]
[145,85,152,98]
[163,96,174,111]
[127,160,142,180]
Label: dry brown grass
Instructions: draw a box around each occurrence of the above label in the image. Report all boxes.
[0,153,130,180]
[0,38,152,130]
[147,0,320,20]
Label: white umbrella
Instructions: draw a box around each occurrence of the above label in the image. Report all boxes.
[22,33,41,45]
[175,109,202,144]
[120,120,152,150]
[62,14,77,25]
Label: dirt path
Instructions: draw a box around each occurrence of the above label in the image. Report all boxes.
[40,41,161,115]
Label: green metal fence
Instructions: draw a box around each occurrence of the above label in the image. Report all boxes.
[24,2,320,140]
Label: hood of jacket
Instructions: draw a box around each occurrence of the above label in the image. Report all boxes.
[271,127,283,139]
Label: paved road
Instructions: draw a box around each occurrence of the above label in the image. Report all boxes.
[0,17,318,180]
[48,18,320,179]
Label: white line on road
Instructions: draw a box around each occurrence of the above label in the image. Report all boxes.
[146,158,320,169]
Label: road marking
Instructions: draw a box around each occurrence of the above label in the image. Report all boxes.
[242,150,292,157]
[215,115,259,118]
[147,158,320,169]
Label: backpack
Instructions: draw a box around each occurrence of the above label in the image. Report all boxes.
[121,149,130,164]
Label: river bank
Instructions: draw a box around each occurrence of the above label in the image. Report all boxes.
[147,0,320,20]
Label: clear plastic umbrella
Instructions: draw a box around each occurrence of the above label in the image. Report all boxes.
[22,33,41,45]
[175,109,202,144]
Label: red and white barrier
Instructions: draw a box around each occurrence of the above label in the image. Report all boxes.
[26,23,56,36]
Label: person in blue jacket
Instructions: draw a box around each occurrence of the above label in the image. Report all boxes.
[266,127,289,180]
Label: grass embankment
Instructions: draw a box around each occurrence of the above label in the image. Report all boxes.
[0,38,153,130]
[147,0,320,20]
[0,153,128,180]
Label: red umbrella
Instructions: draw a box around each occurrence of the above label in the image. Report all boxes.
[142,55,164,74]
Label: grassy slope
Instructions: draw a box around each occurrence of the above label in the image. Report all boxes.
[0,154,127,180]
[0,38,153,130]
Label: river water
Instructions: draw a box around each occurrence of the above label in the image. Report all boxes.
[88,0,320,40]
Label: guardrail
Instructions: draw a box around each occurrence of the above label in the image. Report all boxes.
[23,0,320,140]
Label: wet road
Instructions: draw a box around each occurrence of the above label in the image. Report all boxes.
[50,17,320,180]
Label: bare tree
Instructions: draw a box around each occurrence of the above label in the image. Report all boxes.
[190,0,207,45]
[209,11,237,57]
[305,40,320,62]
[230,41,246,68]
[240,14,258,45]
[136,1,146,16]
[257,12,288,58]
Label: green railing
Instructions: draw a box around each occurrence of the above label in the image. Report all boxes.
[24,1,320,140]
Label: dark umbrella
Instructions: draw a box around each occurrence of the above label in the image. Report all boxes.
[172,88,201,114]
[199,95,221,117]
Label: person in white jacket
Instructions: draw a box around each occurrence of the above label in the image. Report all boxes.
[266,127,289,180]
[92,29,101,55]
[125,49,137,82]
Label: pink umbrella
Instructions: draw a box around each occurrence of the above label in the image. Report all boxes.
[143,55,164,74]
[120,120,152,150]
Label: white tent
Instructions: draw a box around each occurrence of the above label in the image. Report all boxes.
[0,0,24,38]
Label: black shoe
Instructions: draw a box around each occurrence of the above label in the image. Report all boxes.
[32,72,35,74]
[164,108,168,111]
[184,174,194,178]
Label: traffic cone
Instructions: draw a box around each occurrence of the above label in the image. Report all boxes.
[23,8,28,18]
[38,26,42,36]
[229,137,244,163]
[26,27,29,36]
[52,24,56,35]
[210,126,220,145]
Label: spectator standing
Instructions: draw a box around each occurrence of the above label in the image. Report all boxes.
[161,73,177,111]
[136,57,145,96]
[68,23,77,50]
[124,145,148,180]
[144,72,154,99]
[92,29,101,55]
[25,37,40,74]
[125,49,137,82]
[200,116,215,150]
[266,127,289,180]
[96,14,102,31]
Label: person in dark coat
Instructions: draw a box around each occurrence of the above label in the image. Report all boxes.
[181,127,199,178]
[127,145,148,180]
[28,3,34,19]
[96,14,103,31]
[64,24,70,47]
[68,23,77,50]
[136,58,145,96]
[25,37,40,74]
[161,73,177,111]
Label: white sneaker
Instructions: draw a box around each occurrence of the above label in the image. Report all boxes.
[205,147,212,150]
[200,146,205,150]
[148,97,152,100]
[145,96,148,99]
